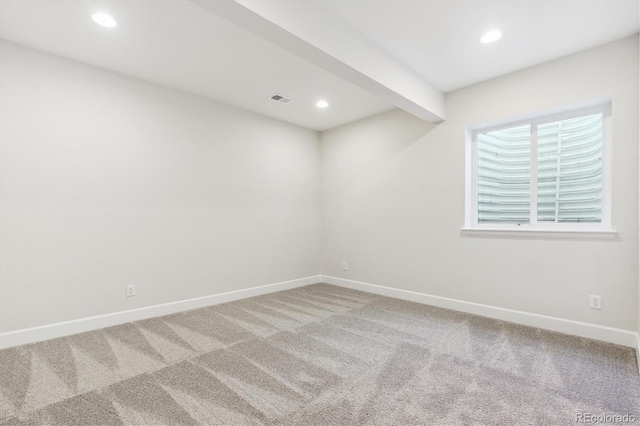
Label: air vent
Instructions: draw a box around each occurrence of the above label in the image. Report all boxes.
[270,93,293,104]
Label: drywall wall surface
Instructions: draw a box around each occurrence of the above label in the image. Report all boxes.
[321,35,639,330]
[0,41,321,332]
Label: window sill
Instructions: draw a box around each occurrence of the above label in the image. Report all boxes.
[460,227,618,240]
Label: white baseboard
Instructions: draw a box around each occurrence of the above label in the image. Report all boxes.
[0,275,322,349]
[322,275,638,349]
[3,273,637,358]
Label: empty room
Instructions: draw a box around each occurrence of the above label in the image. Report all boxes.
[1,0,639,424]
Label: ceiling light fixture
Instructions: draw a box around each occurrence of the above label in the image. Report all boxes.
[480,30,502,44]
[316,100,329,108]
[92,12,117,28]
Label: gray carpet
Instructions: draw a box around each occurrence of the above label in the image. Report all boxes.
[0,283,638,425]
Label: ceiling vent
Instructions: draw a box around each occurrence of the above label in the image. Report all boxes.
[270,93,293,104]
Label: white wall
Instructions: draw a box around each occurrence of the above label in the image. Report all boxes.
[0,41,321,333]
[322,35,639,331]
[2,35,638,338]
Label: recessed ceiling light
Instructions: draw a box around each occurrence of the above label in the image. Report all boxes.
[92,12,117,28]
[316,100,329,108]
[480,30,502,44]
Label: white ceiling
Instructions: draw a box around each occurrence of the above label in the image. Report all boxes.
[0,0,393,131]
[321,0,640,93]
[0,0,638,130]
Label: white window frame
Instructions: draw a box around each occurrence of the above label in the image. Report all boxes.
[463,99,616,239]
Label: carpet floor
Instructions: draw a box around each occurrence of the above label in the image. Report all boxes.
[0,283,638,425]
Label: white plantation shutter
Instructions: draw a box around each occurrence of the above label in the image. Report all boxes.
[477,125,531,224]
[537,114,603,223]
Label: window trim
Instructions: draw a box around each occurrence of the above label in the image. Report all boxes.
[464,99,615,237]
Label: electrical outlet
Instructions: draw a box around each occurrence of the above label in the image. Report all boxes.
[342,262,348,271]
[126,284,136,297]
[589,295,601,310]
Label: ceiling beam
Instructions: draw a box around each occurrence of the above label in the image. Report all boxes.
[192,0,445,123]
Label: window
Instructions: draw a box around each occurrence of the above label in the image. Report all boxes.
[465,101,613,236]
